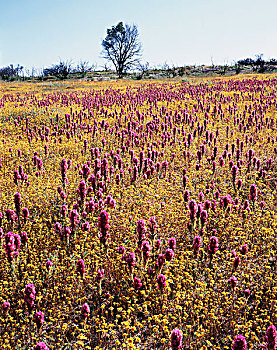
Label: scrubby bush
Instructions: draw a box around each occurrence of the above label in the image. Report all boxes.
[43,60,72,80]
[0,64,23,81]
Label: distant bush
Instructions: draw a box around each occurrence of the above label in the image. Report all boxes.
[43,61,72,80]
[72,61,96,75]
[136,62,150,80]
[237,54,277,73]
[0,64,24,81]
[253,54,266,73]
[237,58,255,66]
[177,67,185,76]
[269,58,277,66]
[234,63,242,75]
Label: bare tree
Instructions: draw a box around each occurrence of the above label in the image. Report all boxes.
[74,60,96,74]
[24,67,30,78]
[136,62,150,80]
[136,61,150,79]
[161,61,169,71]
[101,22,142,78]
[31,67,39,77]
[101,63,111,72]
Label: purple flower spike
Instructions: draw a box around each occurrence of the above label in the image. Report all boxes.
[171,328,183,350]
[232,334,247,350]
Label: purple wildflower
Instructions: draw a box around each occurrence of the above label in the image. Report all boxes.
[34,311,44,329]
[232,335,247,350]
[249,184,257,202]
[98,210,110,244]
[35,342,49,350]
[76,259,85,278]
[24,283,36,309]
[157,274,166,290]
[164,248,174,261]
[192,236,201,257]
[1,301,10,314]
[126,252,136,271]
[265,325,277,350]
[133,276,142,290]
[228,276,238,289]
[46,260,53,270]
[240,244,248,255]
[168,237,176,251]
[208,236,219,255]
[171,328,183,350]
[81,303,90,318]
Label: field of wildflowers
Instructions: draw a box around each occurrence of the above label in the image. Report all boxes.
[0,76,277,349]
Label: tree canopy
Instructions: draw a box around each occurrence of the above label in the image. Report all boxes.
[101,22,142,78]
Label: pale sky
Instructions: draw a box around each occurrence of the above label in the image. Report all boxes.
[0,0,277,71]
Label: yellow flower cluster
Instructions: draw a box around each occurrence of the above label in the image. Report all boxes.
[0,75,276,349]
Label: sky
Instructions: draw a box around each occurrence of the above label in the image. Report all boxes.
[0,0,277,71]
